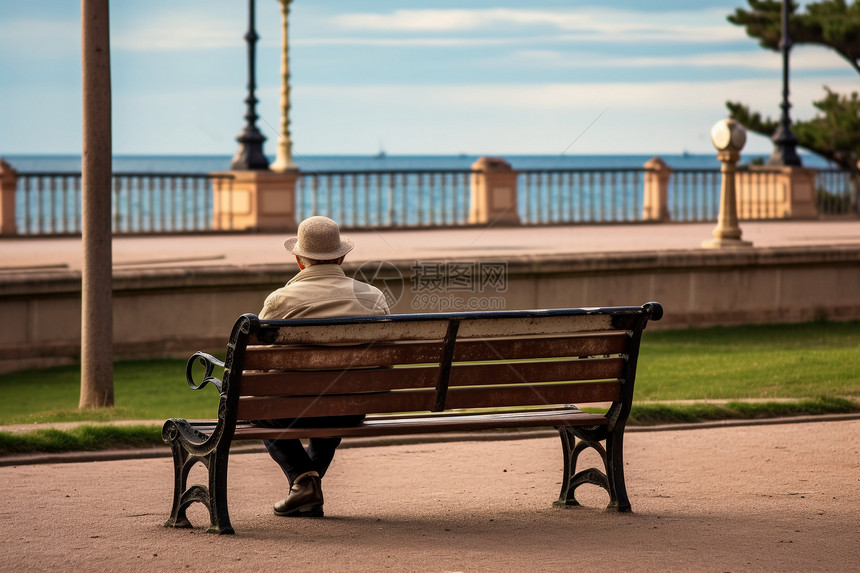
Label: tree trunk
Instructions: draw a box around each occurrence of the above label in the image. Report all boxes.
[79,0,114,409]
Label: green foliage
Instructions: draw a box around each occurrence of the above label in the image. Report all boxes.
[727,1,860,173]
[729,0,860,73]
[728,88,860,173]
[794,88,860,168]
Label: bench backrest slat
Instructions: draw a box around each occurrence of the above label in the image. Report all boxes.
[444,381,620,410]
[249,320,452,345]
[243,342,444,371]
[236,379,620,420]
[241,366,440,396]
[236,389,436,420]
[453,333,628,362]
[241,332,628,372]
[449,357,623,386]
[455,315,625,338]
[239,357,622,397]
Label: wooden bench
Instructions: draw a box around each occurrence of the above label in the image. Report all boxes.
[162,302,663,534]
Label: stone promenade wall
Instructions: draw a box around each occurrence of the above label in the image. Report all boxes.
[1,245,859,373]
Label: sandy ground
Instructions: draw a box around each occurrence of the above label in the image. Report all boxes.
[2,419,859,572]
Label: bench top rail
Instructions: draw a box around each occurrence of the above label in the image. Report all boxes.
[247,304,661,346]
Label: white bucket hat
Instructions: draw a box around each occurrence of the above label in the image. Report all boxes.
[284,216,354,260]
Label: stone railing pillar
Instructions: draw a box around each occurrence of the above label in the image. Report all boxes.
[469,157,520,225]
[0,159,18,236]
[642,157,671,222]
[212,169,299,232]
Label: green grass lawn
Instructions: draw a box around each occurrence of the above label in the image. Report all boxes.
[0,359,222,425]
[636,320,860,400]
[0,320,858,429]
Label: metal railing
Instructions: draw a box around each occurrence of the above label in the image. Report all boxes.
[666,167,840,221]
[9,164,857,236]
[518,169,644,224]
[666,169,720,222]
[296,169,473,228]
[816,168,858,216]
[15,172,236,235]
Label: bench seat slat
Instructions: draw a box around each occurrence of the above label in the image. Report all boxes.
[226,409,610,440]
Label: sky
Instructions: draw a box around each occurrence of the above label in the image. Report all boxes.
[0,0,855,157]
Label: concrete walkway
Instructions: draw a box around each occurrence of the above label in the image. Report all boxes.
[2,220,859,272]
[2,418,858,572]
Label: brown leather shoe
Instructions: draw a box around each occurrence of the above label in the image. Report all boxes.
[273,471,324,517]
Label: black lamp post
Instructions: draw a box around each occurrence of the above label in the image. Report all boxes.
[231,0,269,170]
[767,0,802,167]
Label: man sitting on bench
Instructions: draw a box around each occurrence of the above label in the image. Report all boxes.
[256,216,390,517]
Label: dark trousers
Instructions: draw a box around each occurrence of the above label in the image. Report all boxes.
[254,415,365,485]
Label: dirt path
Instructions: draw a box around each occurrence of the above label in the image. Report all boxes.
[2,419,858,572]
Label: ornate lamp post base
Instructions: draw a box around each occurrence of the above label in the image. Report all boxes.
[767,123,802,167]
[231,128,269,171]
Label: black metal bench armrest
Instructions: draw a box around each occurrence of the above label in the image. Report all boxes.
[185,352,225,393]
[643,301,664,321]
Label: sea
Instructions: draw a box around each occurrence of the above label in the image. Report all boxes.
[0,152,837,174]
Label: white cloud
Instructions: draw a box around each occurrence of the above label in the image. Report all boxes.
[335,7,747,44]
[297,77,855,114]
[508,45,849,72]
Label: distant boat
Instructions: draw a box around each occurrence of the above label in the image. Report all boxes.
[375,142,386,159]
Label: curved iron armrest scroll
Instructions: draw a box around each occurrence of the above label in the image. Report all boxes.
[185,352,225,393]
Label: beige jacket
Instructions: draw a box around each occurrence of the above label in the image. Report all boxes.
[259,264,390,320]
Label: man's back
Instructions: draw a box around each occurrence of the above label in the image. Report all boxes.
[260,264,389,319]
